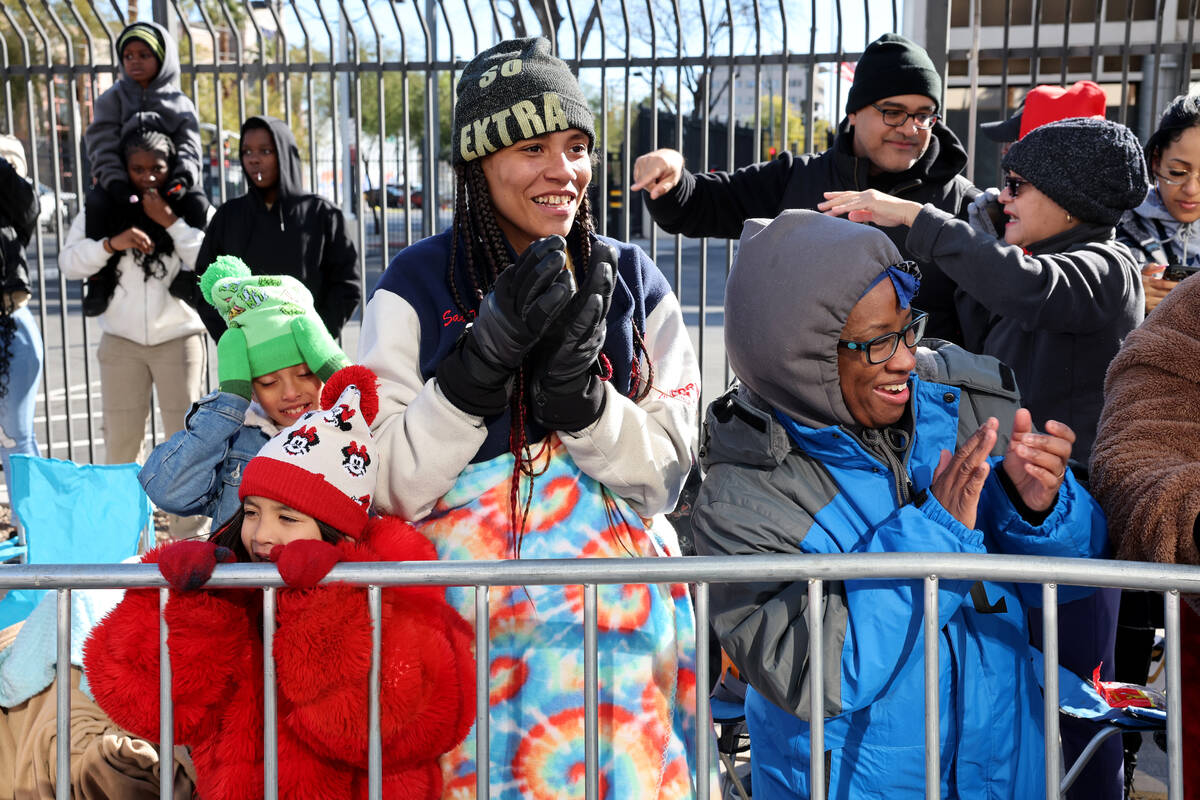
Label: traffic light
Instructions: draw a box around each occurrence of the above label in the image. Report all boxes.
[768,146,777,158]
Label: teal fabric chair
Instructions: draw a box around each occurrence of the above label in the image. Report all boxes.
[0,455,152,629]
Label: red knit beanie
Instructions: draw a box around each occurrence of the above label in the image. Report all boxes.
[238,366,380,538]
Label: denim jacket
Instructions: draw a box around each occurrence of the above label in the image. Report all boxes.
[139,391,279,526]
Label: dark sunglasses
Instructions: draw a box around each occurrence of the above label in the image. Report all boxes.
[1003,176,1027,198]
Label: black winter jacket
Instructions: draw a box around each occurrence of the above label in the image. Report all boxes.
[196,115,361,338]
[907,206,1143,463]
[644,121,979,342]
[0,156,38,312]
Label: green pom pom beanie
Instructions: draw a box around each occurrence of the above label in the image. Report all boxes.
[202,255,334,379]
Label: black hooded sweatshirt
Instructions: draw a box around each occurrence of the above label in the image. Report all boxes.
[196,115,361,339]
[643,120,979,343]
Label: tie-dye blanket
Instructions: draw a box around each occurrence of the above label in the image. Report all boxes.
[416,436,713,799]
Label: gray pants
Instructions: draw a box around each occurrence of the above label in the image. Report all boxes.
[97,332,205,464]
[97,332,208,540]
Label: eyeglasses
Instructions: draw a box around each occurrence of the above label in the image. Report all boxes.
[1155,168,1200,187]
[1003,176,1028,198]
[839,310,929,364]
[870,103,940,130]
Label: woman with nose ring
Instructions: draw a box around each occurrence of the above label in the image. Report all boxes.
[358,37,708,799]
[195,115,360,340]
[1118,94,1200,313]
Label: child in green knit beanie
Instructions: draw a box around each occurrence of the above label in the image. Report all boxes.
[137,255,351,533]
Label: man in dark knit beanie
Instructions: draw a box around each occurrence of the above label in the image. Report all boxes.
[633,32,979,344]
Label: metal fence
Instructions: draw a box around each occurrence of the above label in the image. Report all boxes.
[2,0,1198,466]
[8,552,1197,800]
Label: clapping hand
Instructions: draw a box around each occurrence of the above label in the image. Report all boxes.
[1001,408,1073,513]
[930,417,998,531]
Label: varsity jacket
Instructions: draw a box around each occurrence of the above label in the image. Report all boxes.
[358,229,700,521]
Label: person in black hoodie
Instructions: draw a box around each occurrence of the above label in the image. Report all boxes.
[196,116,361,339]
[631,33,978,342]
[0,135,43,503]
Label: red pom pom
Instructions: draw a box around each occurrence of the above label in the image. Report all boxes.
[320,365,380,424]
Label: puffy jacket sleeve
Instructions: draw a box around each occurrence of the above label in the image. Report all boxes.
[57,210,110,279]
[357,288,490,520]
[643,152,796,238]
[83,547,258,744]
[273,520,475,768]
[976,462,1110,606]
[84,86,125,189]
[139,391,250,518]
[314,201,361,337]
[693,462,984,720]
[1089,280,1200,567]
[907,205,1143,334]
[559,249,700,516]
[164,207,212,275]
[0,157,39,242]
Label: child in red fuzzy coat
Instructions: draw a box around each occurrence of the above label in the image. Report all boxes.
[84,366,475,800]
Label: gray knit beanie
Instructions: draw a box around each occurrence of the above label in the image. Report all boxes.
[1002,117,1148,226]
[846,33,942,114]
[453,38,595,165]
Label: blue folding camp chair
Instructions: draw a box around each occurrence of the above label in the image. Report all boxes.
[0,454,152,629]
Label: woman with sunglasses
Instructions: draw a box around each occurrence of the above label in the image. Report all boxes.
[1117,94,1200,313]
[819,116,1146,469]
[820,116,1146,800]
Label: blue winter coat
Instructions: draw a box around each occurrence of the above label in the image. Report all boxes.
[693,375,1109,799]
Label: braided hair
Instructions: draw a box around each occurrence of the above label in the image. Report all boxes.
[446,159,655,556]
[119,127,179,281]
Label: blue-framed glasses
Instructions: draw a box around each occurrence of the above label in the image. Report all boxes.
[838,310,929,364]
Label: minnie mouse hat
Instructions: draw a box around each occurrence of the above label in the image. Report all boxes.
[238,365,380,538]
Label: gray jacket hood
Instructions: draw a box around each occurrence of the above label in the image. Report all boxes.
[725,209,904,429]
[117,21,182,94]
[1123,186,1200,264]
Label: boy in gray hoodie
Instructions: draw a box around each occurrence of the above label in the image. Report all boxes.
[82,21,208,315]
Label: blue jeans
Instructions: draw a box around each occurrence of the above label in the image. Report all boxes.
[0,304,43,500]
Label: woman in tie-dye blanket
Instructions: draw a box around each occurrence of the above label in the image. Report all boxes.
[357,36,712,799]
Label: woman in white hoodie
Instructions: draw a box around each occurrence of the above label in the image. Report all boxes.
[1117,94,1200,313]
[60,126,210,465]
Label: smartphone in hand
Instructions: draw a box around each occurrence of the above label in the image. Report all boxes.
[1162,264,1200,282]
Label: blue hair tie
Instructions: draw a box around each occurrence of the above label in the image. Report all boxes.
[861,261,922,308]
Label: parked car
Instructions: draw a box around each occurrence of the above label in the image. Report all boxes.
[37,183,77,232]
[364,183,422,209]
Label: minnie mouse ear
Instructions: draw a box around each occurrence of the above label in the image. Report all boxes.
[320,365,380,425]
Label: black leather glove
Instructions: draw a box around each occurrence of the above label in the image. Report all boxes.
[530,240,617,432]
[437,235,575,416]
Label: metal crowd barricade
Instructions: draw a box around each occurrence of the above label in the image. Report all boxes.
[2,0,1198,465]
[4,552,1196,800]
